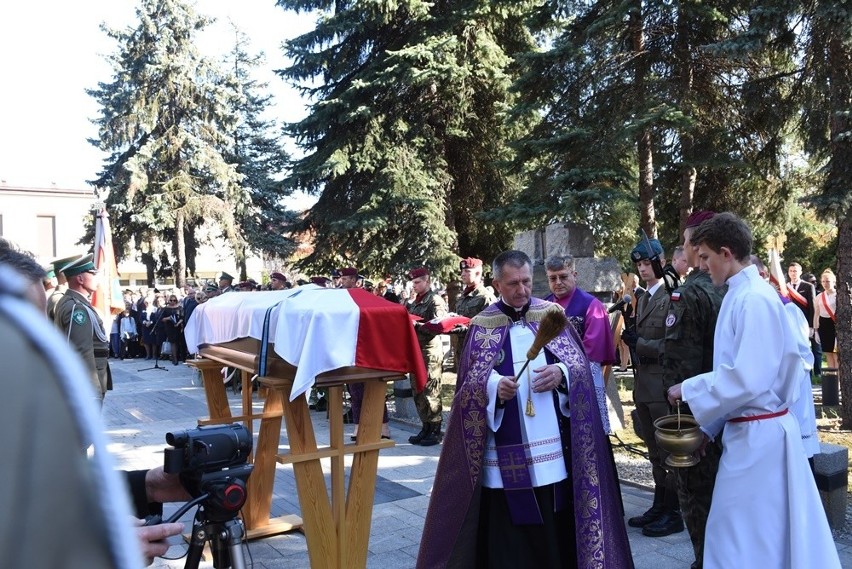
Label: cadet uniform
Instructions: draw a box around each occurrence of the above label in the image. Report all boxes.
[452,257,495,371]
[662,213,726,569]
[53,255,111,402]
[625,239,683,537]
[407,267,448,445]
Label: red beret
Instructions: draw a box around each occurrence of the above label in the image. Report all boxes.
[270,271,287,282]
[407,267,429,280]
[459,257,483,270]
[310,276,331,286]
[337,266,358,277]
[685,210,716,228]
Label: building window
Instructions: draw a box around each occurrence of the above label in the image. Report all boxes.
[36,215,56,258]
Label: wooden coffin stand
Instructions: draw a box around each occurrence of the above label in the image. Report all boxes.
[188,338,401,569]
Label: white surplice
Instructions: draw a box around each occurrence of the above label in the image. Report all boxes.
[682,265,839,569]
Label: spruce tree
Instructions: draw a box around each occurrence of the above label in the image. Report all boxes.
[221,25,295,280]
[88,0,248,287]
[278,0,539,280]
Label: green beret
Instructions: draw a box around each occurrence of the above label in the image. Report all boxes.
[63,254,96,277]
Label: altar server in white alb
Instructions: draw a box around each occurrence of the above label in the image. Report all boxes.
[667,212,840,569]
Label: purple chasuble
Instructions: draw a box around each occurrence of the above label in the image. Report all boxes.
[417,298,634,569]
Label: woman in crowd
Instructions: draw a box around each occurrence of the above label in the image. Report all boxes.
[154,294,183,365]
[814,268,838,370]
[139,298,157,360]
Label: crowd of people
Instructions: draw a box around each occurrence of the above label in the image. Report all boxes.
[1,205,844,568]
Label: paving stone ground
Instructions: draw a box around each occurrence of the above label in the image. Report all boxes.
[102,358,851,568]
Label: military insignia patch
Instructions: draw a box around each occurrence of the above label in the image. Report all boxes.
[665,313,676,327]
[671,291,681,301]
[73,310,87,326]
[495,349,505,367]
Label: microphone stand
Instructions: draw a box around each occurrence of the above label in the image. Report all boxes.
[138,307,169,372]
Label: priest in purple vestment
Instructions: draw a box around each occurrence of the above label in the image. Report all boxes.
[417,250,633,569]
[544,254,617,432]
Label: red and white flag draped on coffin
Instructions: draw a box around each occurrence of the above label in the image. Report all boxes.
[185,286,427,401]
[273,287,427,400]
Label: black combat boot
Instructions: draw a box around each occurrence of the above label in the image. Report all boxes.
[419,422,443,446]
[409,423,430,445]
[628,486,665,527]
[642,509,684,537]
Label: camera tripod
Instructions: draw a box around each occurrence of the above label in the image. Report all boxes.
[156,465,254,568]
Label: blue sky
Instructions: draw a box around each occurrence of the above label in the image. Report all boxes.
[0,0,314,197]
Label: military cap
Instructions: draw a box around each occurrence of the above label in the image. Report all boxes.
[407,267,429,280]
[52,254,83,275]
[685,210,716,228]
[204,283,219,293]
[459,257,483,270]
[219,272,234,282]
[630,239,664,262]
[337,267,358,277]
[270,271,287,282]
[63,254,96,277]
[44,266,56,279]
[310,276,331,287]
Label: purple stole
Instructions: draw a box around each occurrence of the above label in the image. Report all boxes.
[491,316,565,525]
[417,298,634,569]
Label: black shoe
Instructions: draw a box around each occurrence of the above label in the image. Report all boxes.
[641,511,684,537]
[419,423,443,446]
[628,503,665,528]
[408,424,430,445]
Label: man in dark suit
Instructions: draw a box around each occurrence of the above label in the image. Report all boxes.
[787,262,820,376]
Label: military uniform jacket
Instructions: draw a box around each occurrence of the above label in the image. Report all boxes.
[54,289,110,397]
[408,289,447,352]
[634,284,669,403]
[46,283,67,321]
[662,270,725,391]
[454,283,495,319]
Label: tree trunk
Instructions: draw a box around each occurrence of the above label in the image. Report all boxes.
[631,0,656,238]
[675,3,696,237]
[175,210,186,289]
[238,244,247,281]
[826,19,852,427]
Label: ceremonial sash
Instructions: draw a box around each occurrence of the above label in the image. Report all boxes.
[820,293,836,322]
[787,283,808,309]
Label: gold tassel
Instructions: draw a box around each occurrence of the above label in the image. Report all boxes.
[525,366,536,416]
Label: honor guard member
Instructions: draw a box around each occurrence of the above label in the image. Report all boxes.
[451,257,495,371]
[337,266,359,289]
[406,266,448,446]
[53,254,112,403]
[218,272,236,294]
[621,239,684,537]
[270,271,289,290]
[661,210,725,569]
[47,253,83,320]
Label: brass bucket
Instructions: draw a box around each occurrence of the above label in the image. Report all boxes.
[654,405,702,468]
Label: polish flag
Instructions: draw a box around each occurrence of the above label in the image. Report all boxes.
[767,249,789,298]
[91,208,125,323]
[274,287,427,400]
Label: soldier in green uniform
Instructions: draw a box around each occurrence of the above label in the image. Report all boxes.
[47,253,82,321]
[661,210,725,569]
[54,254,111,404]
[450,257,495,372]
[406,266,448,446]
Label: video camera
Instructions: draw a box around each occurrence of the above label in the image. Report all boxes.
[164,423,252,475]
[163,424,254,521]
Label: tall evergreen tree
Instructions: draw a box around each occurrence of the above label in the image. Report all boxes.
[222,25,295,280]
[278,0,539,280]
[88,0,248,287]
[800,0,852,426]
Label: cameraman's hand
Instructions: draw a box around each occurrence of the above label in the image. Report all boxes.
[145,466,191,504]
[134,518,184,565]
